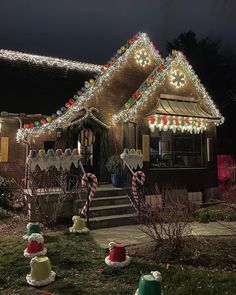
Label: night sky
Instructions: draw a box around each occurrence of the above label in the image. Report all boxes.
[0,0,236,114]
[0,0,235,64]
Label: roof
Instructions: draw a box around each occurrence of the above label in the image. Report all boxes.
[16,32,162,142]
[152,96,219,120]
[112,50,224,124]
[0,49,102,74]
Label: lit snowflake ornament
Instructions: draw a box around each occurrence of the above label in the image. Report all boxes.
[135,49,151,67]
[170,70,185,88]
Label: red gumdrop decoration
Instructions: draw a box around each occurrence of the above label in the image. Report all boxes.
[149,115,155,124]
[29,123,35,128]
[69,99,75,105]
[162,116,168,125]
[65,103,71,109]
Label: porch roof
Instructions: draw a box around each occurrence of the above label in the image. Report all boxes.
[151,96,221,120]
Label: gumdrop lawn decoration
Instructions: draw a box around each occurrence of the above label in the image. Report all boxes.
[24,233,47,258]
[134,271,162,295]
[69,216,89,233]
[105,242,131,268]
[23,222,41,240]
[26,256,56,287]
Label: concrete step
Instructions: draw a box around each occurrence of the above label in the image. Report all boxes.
[89,213,139,229]
[89,204,135,218]
[94,189,127,197]
[91,195,130,207]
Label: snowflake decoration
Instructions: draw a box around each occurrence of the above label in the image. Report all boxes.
[135,49,151,67]
[170,70,185,88]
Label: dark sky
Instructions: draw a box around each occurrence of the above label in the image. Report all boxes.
[0,0,236,64]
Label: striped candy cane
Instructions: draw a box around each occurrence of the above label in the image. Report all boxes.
[132,171,145,208]
[81,173,97,217]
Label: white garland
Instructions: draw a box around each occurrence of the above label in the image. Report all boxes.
[26,271,56,287]
[69,227,89,233]
[105,255,131,268]
[28,233,44,243]
[16,33,162,142]
[24,247,47,258]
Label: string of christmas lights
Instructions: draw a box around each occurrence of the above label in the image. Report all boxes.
[0,49,102,73]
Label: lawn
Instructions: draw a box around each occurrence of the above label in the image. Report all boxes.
[0,231,236,295]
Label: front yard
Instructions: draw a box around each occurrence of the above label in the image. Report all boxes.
[1,231,236,295]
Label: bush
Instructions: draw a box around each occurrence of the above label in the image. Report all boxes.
[106,155,121,174]
[0,176,14,210]
[0,207,10,219]
[195,207,229,223]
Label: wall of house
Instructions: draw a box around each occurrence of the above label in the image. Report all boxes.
[0,118,27,181]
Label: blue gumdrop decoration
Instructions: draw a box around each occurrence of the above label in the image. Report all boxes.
[61,107,66,113]
[52,113,57,119]
[81,87,86,92]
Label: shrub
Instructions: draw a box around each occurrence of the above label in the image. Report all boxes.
[0,176,14,210]
[139,185,192,251]
[195,208,210,223]
[195,207,230,222]
[106,155,121,174]
[0,207,10,219]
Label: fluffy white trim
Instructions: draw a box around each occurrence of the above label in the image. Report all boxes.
[134,289,139,295]
[23,234,29,240]
[72,215,80,221]
[105,255,131,268]
[69,227,89,233]
[151,270,162,282]
[26,222,39,229]
[28,233,44,243]
[24,247,47,258]
[26,271,56,287]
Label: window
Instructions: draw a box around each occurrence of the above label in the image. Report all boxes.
[150,130,205,168]
[0,137,9,162]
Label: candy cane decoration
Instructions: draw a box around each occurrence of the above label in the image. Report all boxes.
[81,173,97,216]
[132,171,145,208]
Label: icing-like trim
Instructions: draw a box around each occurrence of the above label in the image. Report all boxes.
[134,289,139,295]
[24,247,47,258]
[28,233,44,243]
[105,255,131,268]
[26,271,56,287]
[69,227,89,233]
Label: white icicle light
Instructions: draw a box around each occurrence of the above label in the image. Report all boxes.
[0,49,102,73]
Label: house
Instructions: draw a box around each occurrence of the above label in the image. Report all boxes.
[0,49,101,180]
[4,33,224,199]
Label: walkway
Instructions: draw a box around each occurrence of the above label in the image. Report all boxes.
[91,221,236,248]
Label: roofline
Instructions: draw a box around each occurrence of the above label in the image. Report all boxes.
[113,50,224,123]
[0,49,103,74]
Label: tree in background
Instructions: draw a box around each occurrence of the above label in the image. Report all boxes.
[167,31,236,153]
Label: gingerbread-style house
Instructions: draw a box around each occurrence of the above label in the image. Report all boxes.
[12,33,224,197]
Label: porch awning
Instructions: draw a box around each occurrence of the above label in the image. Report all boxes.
[152,96,220,120]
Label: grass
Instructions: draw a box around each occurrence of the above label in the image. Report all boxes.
[0,232,236,294]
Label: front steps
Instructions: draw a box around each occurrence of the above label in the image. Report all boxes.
[88,187,138,229]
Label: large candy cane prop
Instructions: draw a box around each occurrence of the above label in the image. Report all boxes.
[81,173,97,217]
[132,171,145,208]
